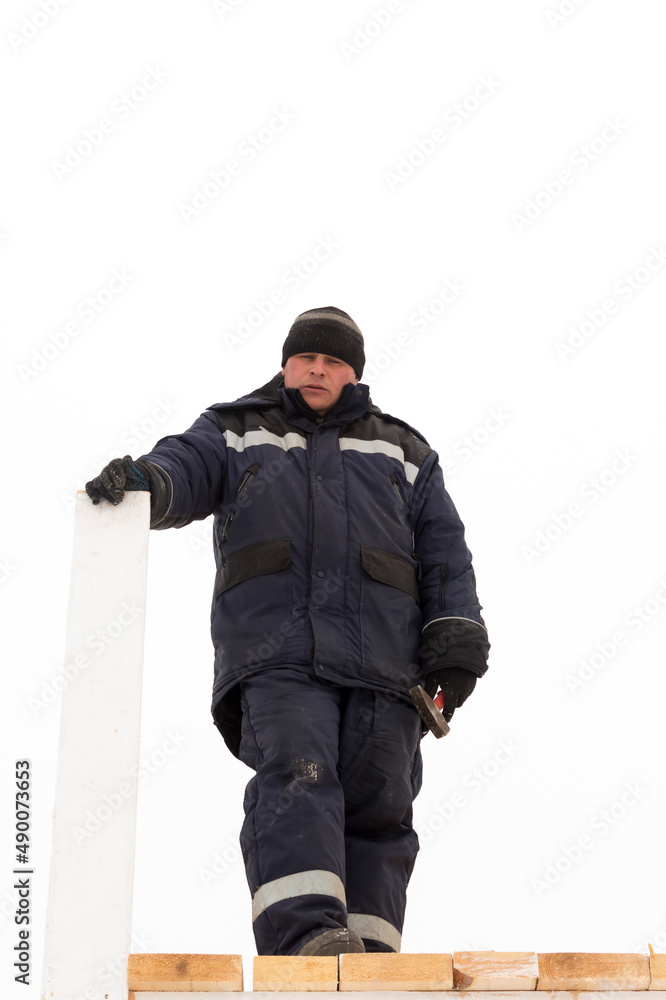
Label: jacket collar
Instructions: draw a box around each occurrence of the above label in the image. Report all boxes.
[280,379,369,426]
[208,373,430,443]
[212,372,371,427]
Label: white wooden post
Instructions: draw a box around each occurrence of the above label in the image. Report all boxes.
[41,491,150,1000]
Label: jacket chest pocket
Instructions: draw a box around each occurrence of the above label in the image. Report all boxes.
[359,545,422,684]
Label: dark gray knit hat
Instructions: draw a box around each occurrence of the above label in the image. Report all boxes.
[282,306,365,379]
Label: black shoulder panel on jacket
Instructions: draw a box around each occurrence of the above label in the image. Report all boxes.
[207,401,298,440]
[342,409,432,472]
[206,374,285,436]
[207,372,283,412]
[367,402,431,446]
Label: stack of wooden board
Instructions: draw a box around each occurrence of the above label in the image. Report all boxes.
[125,949,666,994]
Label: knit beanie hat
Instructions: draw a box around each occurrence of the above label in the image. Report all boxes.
[281,306,365,379]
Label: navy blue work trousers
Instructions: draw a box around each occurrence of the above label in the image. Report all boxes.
[238,667,423,955]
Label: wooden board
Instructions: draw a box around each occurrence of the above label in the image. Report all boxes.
[40,491,150,1000]
[129,992,666,1000]
[537,953,650,991]
[651,954,666,990]
[454,951,538,990]
[339,953,453,991]
[127,953,243,991]
[253,956,338,991]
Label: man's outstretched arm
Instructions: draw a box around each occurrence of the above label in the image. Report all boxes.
[85,410,227,529]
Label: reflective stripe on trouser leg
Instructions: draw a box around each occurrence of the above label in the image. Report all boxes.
[340,687,423,951]
[348,913,402,953]
[239,669,348,955]
[252,870,346,921]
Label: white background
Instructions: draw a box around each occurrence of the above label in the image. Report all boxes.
[2,0,666,996]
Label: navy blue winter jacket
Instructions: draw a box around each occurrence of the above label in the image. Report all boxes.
[139,374,489,756]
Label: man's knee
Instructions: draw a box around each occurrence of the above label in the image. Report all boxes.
[346,774,415,832]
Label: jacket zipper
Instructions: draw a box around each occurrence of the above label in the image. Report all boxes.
[390,473,403,503]
[308,430,320,662]
[439,565,448,611]
[220,465,260,544]
[237,467,258,496]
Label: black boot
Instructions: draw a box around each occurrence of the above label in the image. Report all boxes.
[298,927,366,956]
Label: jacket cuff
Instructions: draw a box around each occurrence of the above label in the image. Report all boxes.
[143,461,174,529]
[420,617,490,677]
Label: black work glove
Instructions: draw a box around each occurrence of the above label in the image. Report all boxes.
[426,666,477,722]
[85,455,152,506]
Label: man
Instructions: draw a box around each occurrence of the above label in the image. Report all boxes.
[86,306,490,957]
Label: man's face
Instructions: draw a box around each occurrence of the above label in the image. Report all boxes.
[282,352,358,414]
